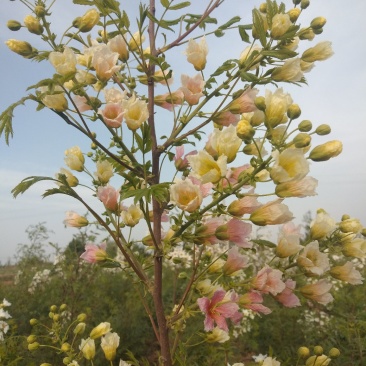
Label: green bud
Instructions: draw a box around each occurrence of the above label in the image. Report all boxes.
[293,0,301,4]
[30,318,38,326]
[73,322,86,335]
[24,15,44,35]
[341,214,350,221]
[298,120,312,132]
[7,20,22,31]
[309,140,342,161]
[287,104,301,119]
[28,342,40,351]
[48,312,54,319]
[300,0,310,9]
[172,257,183,264]
[63,357,72,365]
[328,348,340,358]
[40,363,52,366]
[311,16,327,30]
[313,27,323,35]
[315,124,331,135]
[297,346,310,358]
[259,3,267,12]
[314,345,323,356]
[91,142,97,150]
[50,305,57,312]
[77,313,87,322]
[6,39,35,58]
[294,132,311,148]
[178,272,187,279]
[60,304,67,311]
[35,5,47,17]
[27,335,37,343]
[53,314,60,322]
[254,96,266,111]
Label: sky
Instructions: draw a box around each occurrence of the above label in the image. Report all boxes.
[0,0,366,263]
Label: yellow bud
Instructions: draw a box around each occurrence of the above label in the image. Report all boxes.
[63,357,72,365]
[76,9,100,32]
[288,8,301,22]
[35,5,47,17]
[293,0,301,4]
[50,305,57,312]
[24,15,43,35]
[61,342,71,352]
[74,322,86,335]
[27,335,37,343]
[28,342,40,351]
[315,124,331,135]
[311,17,326,30]
[29,318,38,326]
[361,228,366,237]
[298,27,315,41]
[293,132,311,148]
[236,119,255,140]
[6,39,35,57]
[314,346,323,356]
[259,3,267,12]
[53,314,60,322]
[298,346,310,358]
[77,313,87,322]
[48,312,54,319]
[40,364,52,366]
[328,348,340,358]
[287,104,301,119]
[7,20,22,31]
[60,304,67,311]
[309,140,342,161]
[298,120,312,132]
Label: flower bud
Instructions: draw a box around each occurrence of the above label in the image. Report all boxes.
[50,305,57,312]
[309,140,342,161]
[77,313,87,322]
[288,8,301,22]
[7,20,22,31]
[30,318,38,326]
[254,96,266,111]
[60,304,67,311]
[339,218,363,234]
[74,322,86,335]
[315,124,331,135]
[362,228,366,237]
[298,120,312,132]
[61,342,71,352]
[236,119,255,140]
[314,346,323,356]
[63,357,72,365]
[301,0,310,9]
[53,314,60,322]
[28,342,40,351]
[302,41,334,63]
[293,0,301,4]
[75,9,100,32]
[298,27,315,41]
[6,39,35,57]
[311,17,326,30]
[293,132,311,148]
[259,3,267,12]
[27,335,37,343]
[328,348,340,358]
[271,13,292,39]
[297,346,310,358]
[40,364,52,366]
[287,104,301,119]
[90,322,111,339]
[35,5,47,17]
[24,15,44,35]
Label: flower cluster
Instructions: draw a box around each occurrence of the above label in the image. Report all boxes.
[0,299,11,342]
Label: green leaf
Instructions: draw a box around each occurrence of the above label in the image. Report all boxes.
[73,0,94,5]
[121,10,130,28]
[251,239,277,248]
[252,8,267,47]
[240,71,260,82]
[11,176,58,198]
[211,61,237,77]
[150,183,171,205]
[160,0,170,8]
[238,25,250,43]
[0,96,34,145]
[169,1,191,10]
[262,48,298,60]
[218,16,241,30]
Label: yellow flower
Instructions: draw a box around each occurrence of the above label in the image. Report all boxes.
[339,218,363,234]
[310,209,336,240]
[92,44,121,82]
[49,47,77,75]
[122,94,149,130]
[185,37,208,71]
[128,31,145,52]
[64,211,89,228]
[275,176,318,198]
[187,150,227,184]
[121,205,143,227]
[101,332,120,361]
[76,9,100,32]
[342,238,366,258]
[302,41,334,63]
[330,262,363,285]
[206,126,242,163]
[270,148,309,184]
[108,34,129,61]
[309,140,342,161]
[79,338,95,360]
[64,146,85,172]
[250,199,293,226]
[272,58,303,82]
[270,13,292,39]
[297,241,330,276]
[90,322,111,339]
[305,355,331,366]
[169,178,203,213]
[264,88,293,127]
[205,327,230,343]
[56,168,79,187]
[236,119,255,140]
[39,86,68,112]
[95,160,114,184]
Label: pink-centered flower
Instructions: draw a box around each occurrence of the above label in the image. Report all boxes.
[239,291,272,315]
[197,289,242,332]
[80,242,107,263]
[222,247,248,275]
[215,218,252,248]
[252,265,286,295]
[194,217,225,245]
[225,88,258,114]
[227,190,262,217]
[180,73,205,105]
[174,146,197,171]
[73,95,92,112]
[99,102,124,128]
[212,110,240,127]
[154,90,184,111]
[274,279,301,307]
[97,185,120,212]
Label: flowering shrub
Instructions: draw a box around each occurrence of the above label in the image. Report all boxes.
[2,0,365,365]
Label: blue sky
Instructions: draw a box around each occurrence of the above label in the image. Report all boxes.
[1,0,366,263]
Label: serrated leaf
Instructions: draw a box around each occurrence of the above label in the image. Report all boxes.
[11,176,57,198]
[238,25,250,43]
[252,8,267,47]
[251,239,277,248]
[170,1,191,10]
